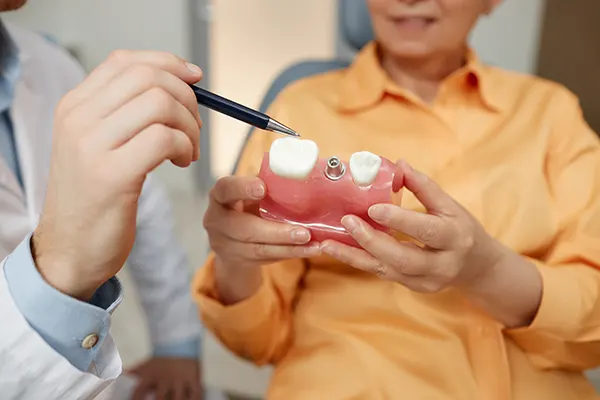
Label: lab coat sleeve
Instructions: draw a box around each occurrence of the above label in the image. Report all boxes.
[126,174,202,353]
[505,89,600,370]
[0,237,122,399]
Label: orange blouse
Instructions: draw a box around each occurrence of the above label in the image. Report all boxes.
[194,43,600,399]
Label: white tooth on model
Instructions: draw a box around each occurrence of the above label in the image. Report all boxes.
[269,137,319,180]
[349,151,382,186]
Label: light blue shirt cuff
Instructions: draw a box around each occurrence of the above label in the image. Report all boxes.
[4,234,123,372]
[153,337,201,359]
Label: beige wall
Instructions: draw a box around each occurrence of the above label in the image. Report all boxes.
[209,0,337,177]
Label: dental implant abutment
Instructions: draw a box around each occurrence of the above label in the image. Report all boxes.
[325,156,345,181]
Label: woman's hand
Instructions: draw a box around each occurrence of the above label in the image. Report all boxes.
[321,160,543,328]
[203,176,321,303]
[131,358,202,400]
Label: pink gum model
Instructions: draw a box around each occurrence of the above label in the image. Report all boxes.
[258,153,404,247]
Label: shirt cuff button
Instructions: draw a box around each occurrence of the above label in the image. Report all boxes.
[81,333,99,349]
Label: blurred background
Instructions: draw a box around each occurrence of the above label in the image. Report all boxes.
[4,0,599,398]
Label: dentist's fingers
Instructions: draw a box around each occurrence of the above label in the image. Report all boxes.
[204,204,312,245]
[94,86,199,152]
[209,176,266,206]
[85,64,201,129]
[114,125,193,179]
[58,50,202,115]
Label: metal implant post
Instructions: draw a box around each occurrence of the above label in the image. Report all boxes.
[324,156,345,181]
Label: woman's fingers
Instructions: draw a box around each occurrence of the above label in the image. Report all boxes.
[320,237,454,292]
[340,215,433,276]
[209,176,265,206]
[368,204,455,249]
[183,379,203,400]
[320,240,389,277]
[205,176,313,246]
[221,238,322,262]
[204,175,320,265]
[205,201,312,245]
[155,384,171,400]
[396,160,457,216]
[131,381,154,400]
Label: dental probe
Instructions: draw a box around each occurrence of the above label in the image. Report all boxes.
[189,85,300,137]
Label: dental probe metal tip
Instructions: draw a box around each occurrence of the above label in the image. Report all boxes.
[189,84,301,138]
[266,118,301,137]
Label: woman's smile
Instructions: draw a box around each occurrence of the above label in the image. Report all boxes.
[391,16,438,35]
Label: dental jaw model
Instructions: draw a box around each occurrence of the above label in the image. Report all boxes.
[258,138,402,247]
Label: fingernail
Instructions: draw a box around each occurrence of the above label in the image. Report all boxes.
[341,216,359,233]
[251,184,265,198]
[368,204,388,221]
[320,243,335,256]
[185,62,203,76]
[402,159,414,172]
[291,228,310,244]
[304,243,321,256]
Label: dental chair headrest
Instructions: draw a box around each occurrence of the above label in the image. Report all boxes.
[340,0,375,52]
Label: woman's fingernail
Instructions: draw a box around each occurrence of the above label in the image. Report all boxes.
[291,228,310,243]
[185,62,203,76]
[368,204,388,221]
[341,216,359,233]
[320,243,334,256]
[402,159,414,172]
[251,184,265,198]
[304,243,322,256]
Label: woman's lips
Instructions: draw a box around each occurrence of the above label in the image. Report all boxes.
[392,17,436,33]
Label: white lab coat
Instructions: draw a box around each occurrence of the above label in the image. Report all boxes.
[0,24,201,399]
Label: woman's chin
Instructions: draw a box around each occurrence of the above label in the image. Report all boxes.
[383,42,437,60]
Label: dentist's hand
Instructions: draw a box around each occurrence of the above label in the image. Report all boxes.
[33,50,203,301]
[203,176,321,304]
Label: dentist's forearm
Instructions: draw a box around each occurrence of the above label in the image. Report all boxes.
[214,257,263,305]
[32,230,105,302]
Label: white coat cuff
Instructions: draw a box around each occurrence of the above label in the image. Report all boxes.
[3,234,123,372]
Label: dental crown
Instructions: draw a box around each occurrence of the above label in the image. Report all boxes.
[269,138,382,186]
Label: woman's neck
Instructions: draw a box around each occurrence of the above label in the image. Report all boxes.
[380,48,467,104]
